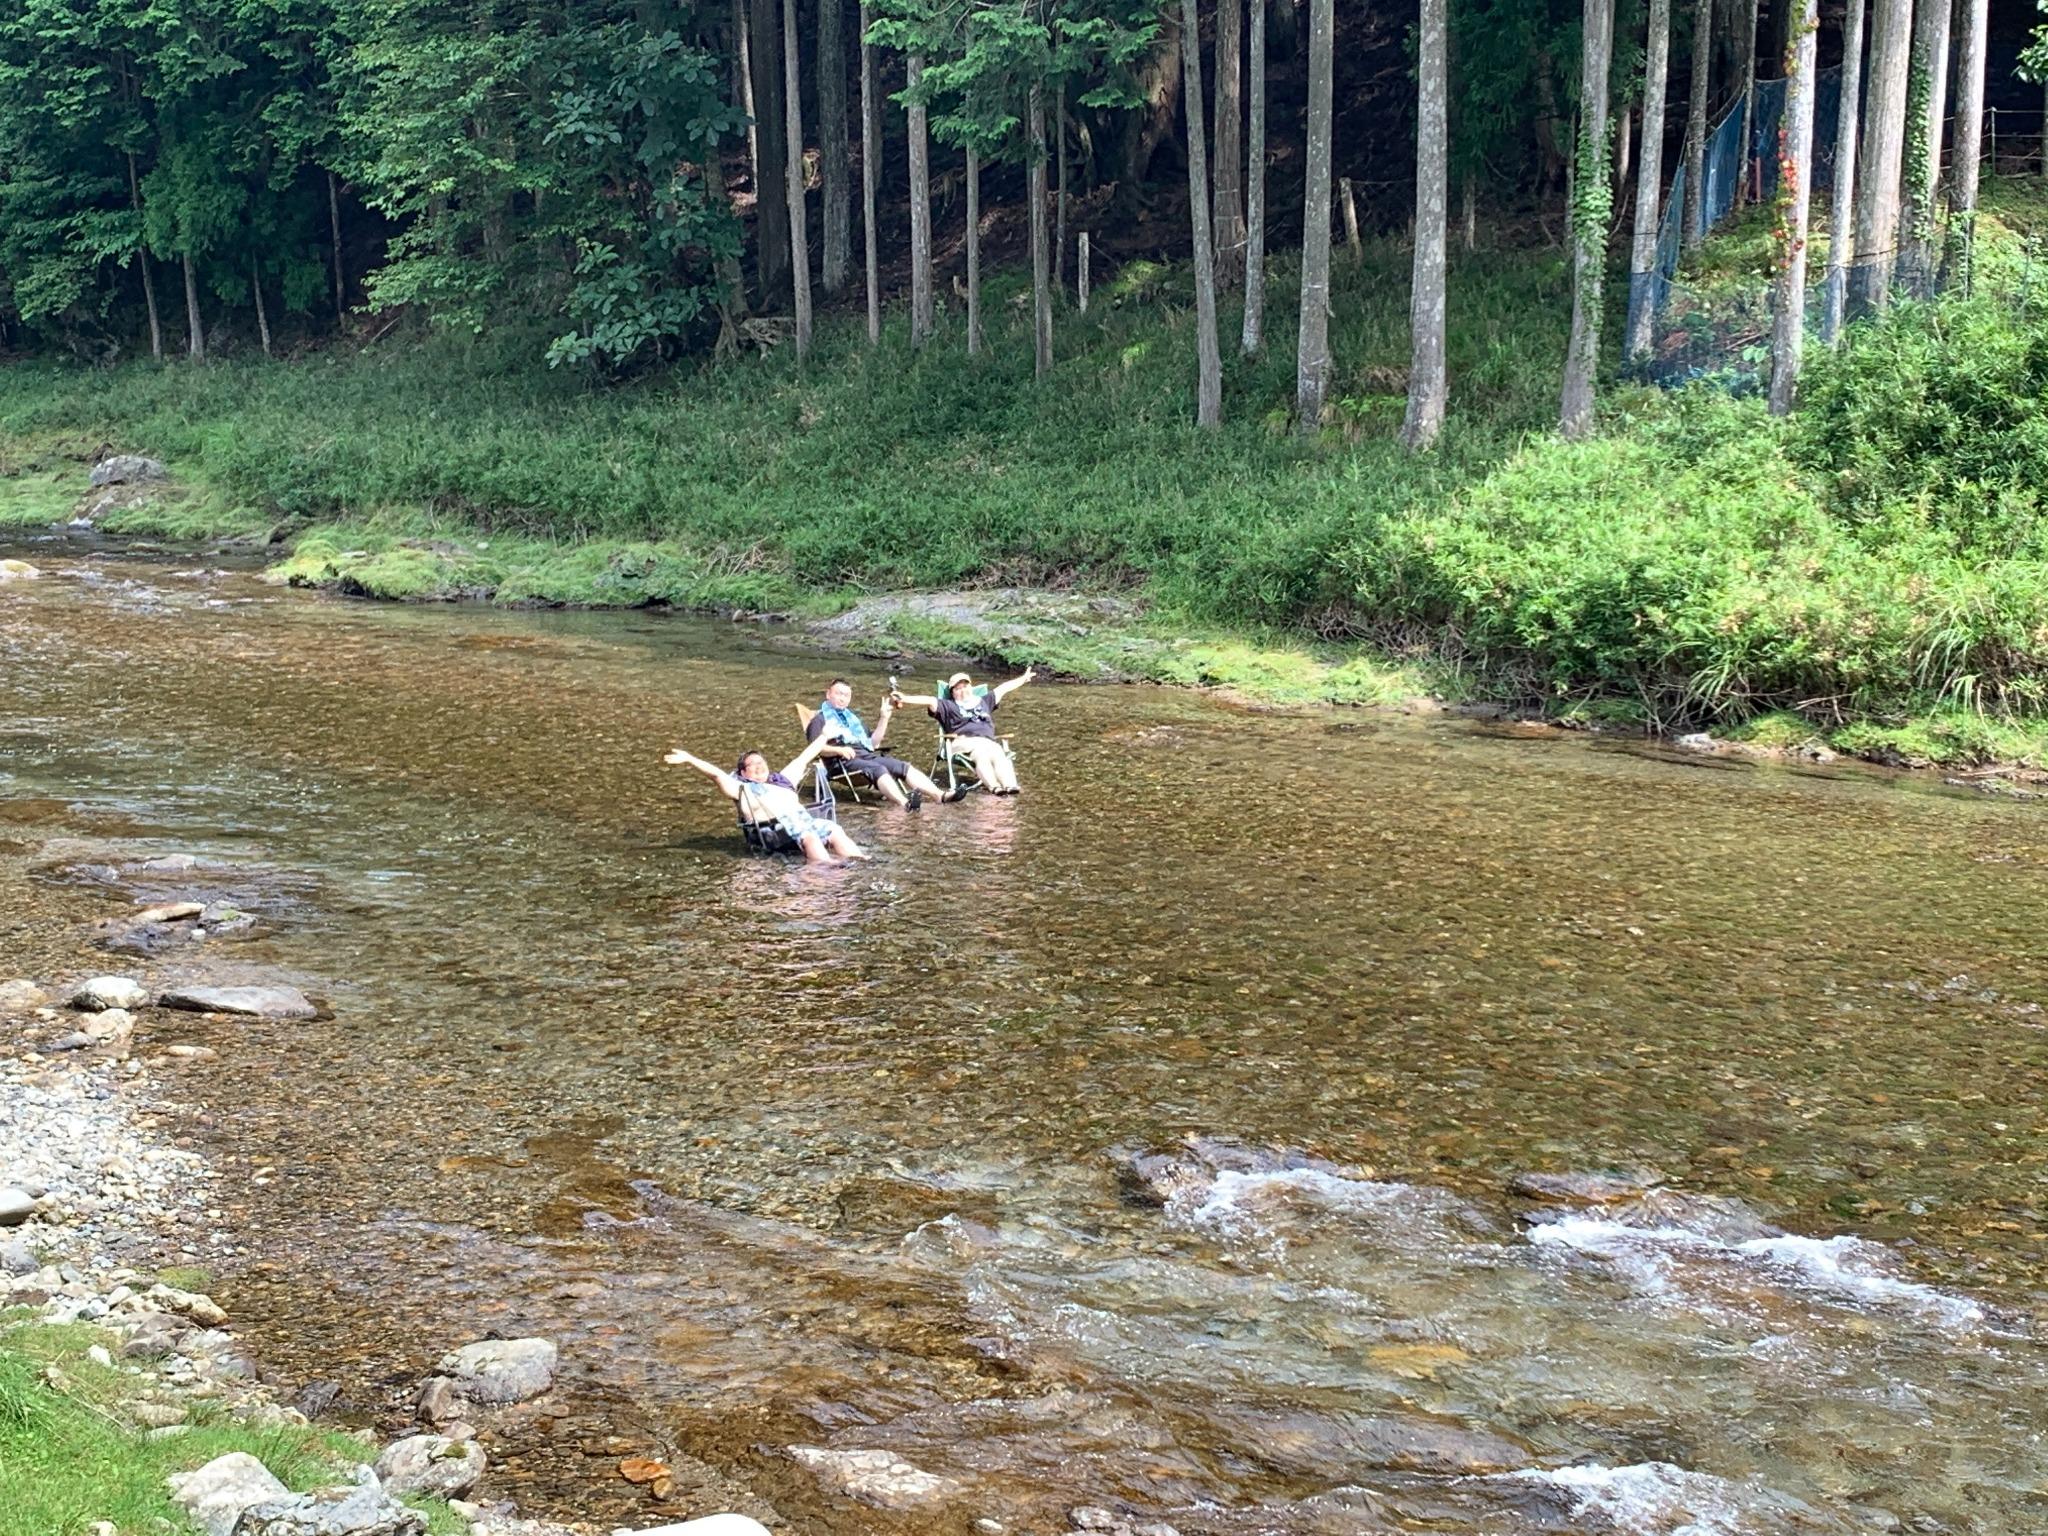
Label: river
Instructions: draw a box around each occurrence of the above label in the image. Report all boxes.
[3,539,2045,1535]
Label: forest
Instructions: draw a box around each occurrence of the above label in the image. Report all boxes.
[6,0,2048,764]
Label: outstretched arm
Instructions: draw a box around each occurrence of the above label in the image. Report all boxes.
[891,689,939,709]
[870,699,897,749]
[664,747,740,801]
[991,664,1038,702]
[777,732,837,783]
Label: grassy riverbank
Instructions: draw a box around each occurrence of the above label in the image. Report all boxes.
[7,184,2048,769]
[0,1316,463,1536]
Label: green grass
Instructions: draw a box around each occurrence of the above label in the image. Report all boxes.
[9,205,2048,768]
[0,1316,467,1536]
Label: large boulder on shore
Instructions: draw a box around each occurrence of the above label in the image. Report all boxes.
[436,1338,558,1405]
[237,1469,427,1536]
[158,984,317,1019]
[167,1452,291,1536]
[89,454,167,488]
[375,1434,486,1498]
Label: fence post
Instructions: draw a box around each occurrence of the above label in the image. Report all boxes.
[1077,234,1090,314]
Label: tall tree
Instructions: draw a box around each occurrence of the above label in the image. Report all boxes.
[1850,0,1912,311]
[1029,79,1053,376]
[1402,0,1449,448]
[908,50,934,346]
[1769,0,1818,414]
[1624,0,1670,360]
[1213,0,1247,288]
[1943,0,1988,289]
[1296,0,1334,431]
[784,0,812,357]
[967,133,983,353]
[1733,0,1760,208]
[1241,0,1267,354]
[1900,0,1952,294]
[1822,0,1866,341]
[1054,83,1069,293]
[1560,0,1614,437]
[1180,0,1222,426]
[860,0,881,342]
[1681,0,1710,246]
[750,0,792,304]
[820,0,852,295]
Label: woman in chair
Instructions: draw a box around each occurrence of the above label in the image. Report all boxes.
[664,734,871,865]
[892,666,1034,794]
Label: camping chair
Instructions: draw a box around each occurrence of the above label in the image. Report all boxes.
[792,702,882,804]
[736,763,840,856]
[916,678,1017,794]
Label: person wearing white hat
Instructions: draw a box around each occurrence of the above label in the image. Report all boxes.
[890,665,1034,793]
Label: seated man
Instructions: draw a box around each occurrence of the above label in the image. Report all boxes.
[807,678,961,809]
[663,734,871,865]
[892,666,1034,794]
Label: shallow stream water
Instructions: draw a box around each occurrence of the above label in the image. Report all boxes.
[3,539,2046,1535]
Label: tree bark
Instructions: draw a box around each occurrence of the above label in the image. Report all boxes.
[1900,0,1952,294]
[1733,0,1759,208]
[734,0,758,180]
[1055,82,1069,294]
[1942,0,1988,290]
[1625,0,1670,361]
[1213,0,1246,289]
[1029,82,1053,376]
[819,0,850,295]
[1340,176,1363,259]
[1180,0,1222,427]
[1560,0,1614,438]
[1615,100,1633,193]
[1681,0,1711,247]
[907,52,933,347]
[750,0,790,304]
[327,171,346,320]
[1241,0,1268,355]
[1463,174,1476,250]
[860,0,881,343]
[1769,0,1818,414]
[252,262,272,358]
[1850,0,1912,312]
[783,0,812,358]
[1401,0,1448,449]
[182,253,204,361]
[127,154,162,359]
[966,143,983,355]
[1822,0,1865,340]
[1079,232,1091,312]
[1296,0,1334,432]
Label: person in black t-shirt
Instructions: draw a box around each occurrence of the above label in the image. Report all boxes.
[890,666,1034,793]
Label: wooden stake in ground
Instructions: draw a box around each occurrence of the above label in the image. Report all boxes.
[1624,0,1669,363]
[1943,0,1989,290]
[782,0,812,359]
[1241,0,1267,354]
[1179,0,1222,428]
[1821,0,1865,342]
[1850,0,1912,312]
[1078,233,1091,314]
[1296,0,1335,432]
[908,51,934,347]
[860,0,881,344]
[1401,0,1448,449]
[1769,0,1819,415]
[1560,0,1614,438]
[819,0,851,295]
[1681,0,1711,247]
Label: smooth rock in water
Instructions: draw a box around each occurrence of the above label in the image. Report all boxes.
[1071,1511,1181,1536]
[375,1434,487,1498]
[237,1471,427,1536]
[1675,732,1718,752]
[134,901,206,924]
[612,1519,773,1536]
[1111,1135,1356,1209]
[83,1008,136,1045]
[437,1338,557,1405]
[89,455,168,488]
[0,979,49,1011]
[73,976,150,1013]
[1508,1170,1660,1205]
[167,1451,291,1536]
[0,557,39,580]
[417,1375,462,1424]
[788,1446,957,1508]
[166,1043,221,1061]
[148,1281,229,1326]
[158,984,317,1020]
[0,1189,36,1228]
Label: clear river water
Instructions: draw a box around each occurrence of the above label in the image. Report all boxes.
[3,539,2046,1536]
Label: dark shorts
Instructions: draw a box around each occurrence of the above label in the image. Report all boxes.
[839,752,913,782]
